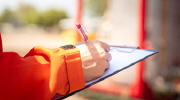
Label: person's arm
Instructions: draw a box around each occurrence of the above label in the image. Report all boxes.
[0,40,111,100]
[0,46,85,100]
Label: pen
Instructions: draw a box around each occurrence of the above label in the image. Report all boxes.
[76,23,89,41]
[75,23,139,51]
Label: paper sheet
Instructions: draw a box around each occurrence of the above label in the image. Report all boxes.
[85,47,158,86]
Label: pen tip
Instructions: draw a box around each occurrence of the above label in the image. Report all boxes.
[76,23,81,29]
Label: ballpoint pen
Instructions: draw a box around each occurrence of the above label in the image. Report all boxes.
[76,23,89,41]
[75,23,139,53]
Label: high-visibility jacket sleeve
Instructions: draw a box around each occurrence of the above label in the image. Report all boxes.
[0,46,85,100]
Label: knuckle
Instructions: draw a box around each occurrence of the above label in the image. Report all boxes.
[107,53,112,61]
[95,40,103,47]
[95,40,101,43]
[101,52,107,59]
[98,43,103,48]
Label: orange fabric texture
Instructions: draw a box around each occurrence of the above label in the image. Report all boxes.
[0,35,85,100]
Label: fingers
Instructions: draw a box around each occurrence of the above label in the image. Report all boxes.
[106,52,112,61]
[105,61,110,70]
[98,41,110,52]
[105,53,111,70]
[103,42,111,52]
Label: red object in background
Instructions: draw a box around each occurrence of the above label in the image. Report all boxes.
[76,0,156,99]
[0,33,2,53]
[76,0,82,42]
[130,0,154,99]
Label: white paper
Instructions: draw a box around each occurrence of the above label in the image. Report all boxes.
[85,47,157,86]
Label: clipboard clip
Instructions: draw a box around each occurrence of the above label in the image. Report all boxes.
[110,45,140,53]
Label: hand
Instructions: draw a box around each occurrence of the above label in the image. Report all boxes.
[75,40,112,82]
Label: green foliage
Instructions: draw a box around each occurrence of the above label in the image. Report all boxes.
[17,4,40,25]
[0,4,67,27]
[0,9,19,23]
[37,9,67,27]
[85,0,107,17]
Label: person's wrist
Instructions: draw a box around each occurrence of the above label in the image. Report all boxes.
[60,44,86,90]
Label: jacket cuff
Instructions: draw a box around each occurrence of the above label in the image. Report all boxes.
[64,47,85,93]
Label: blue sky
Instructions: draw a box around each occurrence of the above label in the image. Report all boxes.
[0,0,76,17]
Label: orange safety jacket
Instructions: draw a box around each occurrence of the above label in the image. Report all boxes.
[0,33,85,100]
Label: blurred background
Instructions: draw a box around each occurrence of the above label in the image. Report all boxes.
[1,0,180,100]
